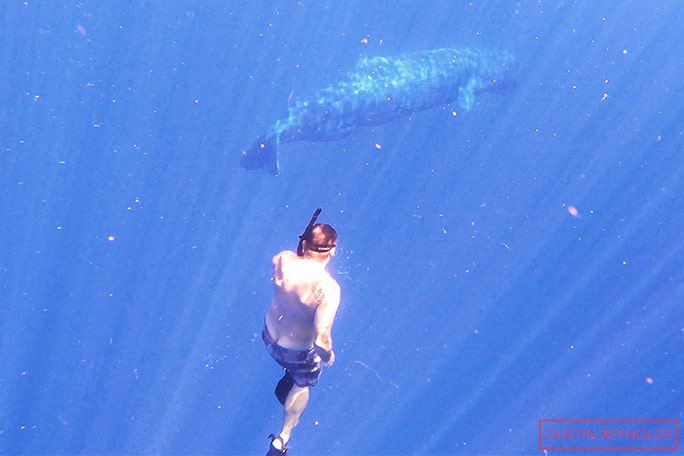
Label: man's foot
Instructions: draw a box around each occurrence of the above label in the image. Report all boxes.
[266,434,287,455]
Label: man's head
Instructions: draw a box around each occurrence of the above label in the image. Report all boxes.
[302,223,337,260]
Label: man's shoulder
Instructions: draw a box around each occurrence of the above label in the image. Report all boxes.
[322,271,341,295]
[273,249,298,262]
[326,271,340,287]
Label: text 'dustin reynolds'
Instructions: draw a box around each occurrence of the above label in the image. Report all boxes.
[538,419,678,451]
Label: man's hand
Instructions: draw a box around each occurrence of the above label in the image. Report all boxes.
[314,345,335,368]
[322,349,335,368]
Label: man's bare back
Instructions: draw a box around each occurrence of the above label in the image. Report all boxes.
[265,250,340,352]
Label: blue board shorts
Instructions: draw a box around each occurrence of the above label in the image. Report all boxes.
[262,326,322,387]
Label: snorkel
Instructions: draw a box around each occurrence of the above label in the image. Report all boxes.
[297,208,322,257]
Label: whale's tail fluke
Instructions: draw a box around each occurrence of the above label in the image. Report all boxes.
[240,134,280,176]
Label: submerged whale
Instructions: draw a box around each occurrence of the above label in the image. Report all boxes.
[241,47,516,175]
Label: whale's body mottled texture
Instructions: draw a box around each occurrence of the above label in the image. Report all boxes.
[241,48,516,175]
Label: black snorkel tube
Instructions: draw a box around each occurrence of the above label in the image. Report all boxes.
[297,208,322,257]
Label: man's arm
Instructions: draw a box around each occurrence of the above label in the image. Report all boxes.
[313,279,340,366]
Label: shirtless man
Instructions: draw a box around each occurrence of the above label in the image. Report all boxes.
[262,212,340,456]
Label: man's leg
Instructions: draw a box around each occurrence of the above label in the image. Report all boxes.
[279,384,310,444]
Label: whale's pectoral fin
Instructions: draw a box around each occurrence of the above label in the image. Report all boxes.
[457,78,477,111]
[240,134,280,176]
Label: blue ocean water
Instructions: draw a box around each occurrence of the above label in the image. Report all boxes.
[1,1,683,455]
